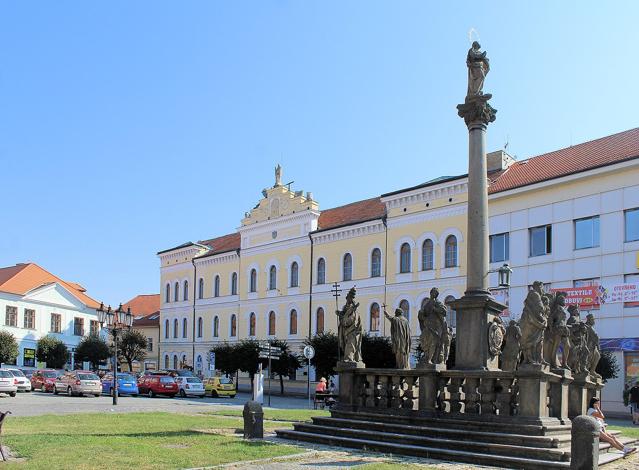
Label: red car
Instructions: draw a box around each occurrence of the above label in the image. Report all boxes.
[30,369,60,392]
[137,375,178,398]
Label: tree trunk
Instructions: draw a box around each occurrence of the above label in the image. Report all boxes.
[279,374,284,395]
[127,359,133,371]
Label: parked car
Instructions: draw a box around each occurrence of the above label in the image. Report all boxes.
[154,369,194,378]
[175,376,205,397]
[204,377,236,398]
[0,370,18,397]
[53,371,102,397]
[101,373,139,396]
[137,375,178,398]
[3,368,32,392]
[31,369,61,392]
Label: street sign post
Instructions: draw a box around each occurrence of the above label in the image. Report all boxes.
[303,345,315,408]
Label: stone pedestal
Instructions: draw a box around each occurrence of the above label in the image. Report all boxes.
[417,363,446,415]
[515,364,562,425]
[569,372,595,419]
[449,295,507,370]
[571,415,600,470]
[336,361,365,411]
[549,368,573,425]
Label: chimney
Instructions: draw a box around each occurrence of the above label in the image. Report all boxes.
[487,150,515,172]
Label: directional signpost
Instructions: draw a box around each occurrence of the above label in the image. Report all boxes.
[303,345,315,408]
[259,342,282,406]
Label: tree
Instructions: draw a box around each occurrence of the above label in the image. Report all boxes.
[36,335,69,369]
[270,339,302,395]
[211,343,242,377]
[596,349,620,383]
[0,331,18,365]
[361,334,394,368]
[117,330,147,371]
[75,334,110,370]
[235,339,261,390]
[304,332,338,382]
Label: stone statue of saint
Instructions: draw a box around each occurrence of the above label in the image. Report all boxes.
[519,281,548,365]
[567,322,590,374]
[566,304,581,326]
[466,41,490,98]
[443,326,453,364]
[275,164,282,186]
[544,292,572,369]
[584,314,601,378]
[418,287,448,365]
[501,320,522,372]
[384,307,412,369]
[336,287,363,363]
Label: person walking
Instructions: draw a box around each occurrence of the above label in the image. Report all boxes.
[630,380,639,425]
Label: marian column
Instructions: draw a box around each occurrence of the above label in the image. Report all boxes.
[451,42,506,370]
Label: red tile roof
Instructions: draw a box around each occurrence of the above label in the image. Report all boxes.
[317,197,386,231]
[123,294,160,316]
[0,263,100,308]
[198,232,241,258]
[132,312,161,327]
[489,127,639,194]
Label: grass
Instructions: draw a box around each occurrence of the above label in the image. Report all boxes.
[609,424,639,439]
[204,408,330,422]
[2,412,300,470]
[360,465,438,470]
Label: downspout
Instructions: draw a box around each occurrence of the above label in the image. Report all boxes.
[236,247,241,338]
[191,258,197,370]
[382,215,388,337]
[307,232,314,340]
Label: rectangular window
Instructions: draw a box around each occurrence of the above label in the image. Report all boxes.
[51,313,62,333]
[90,320,99,336]
[575,216,600,249]
[625,208,639,242]
[624,274,639,308]
[529,225,552,257]
[147,337,153,352]
[73,317,84,336]
[574,278,600,288]
[490,233,509,263]
[24,309,35,329]
[5,306,17,327]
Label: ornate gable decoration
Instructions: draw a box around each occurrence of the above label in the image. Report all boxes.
[241,165,319,226]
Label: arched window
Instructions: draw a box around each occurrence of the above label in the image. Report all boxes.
[164,319,169,338]
[174,282,179,302]
[342,253,352,281]
[399,299,410,322]
[445,295,457,328]
[198,278,204,299]
[289,309,297,335]
[268,311,276,336]
[269,266,277,290]
[230,314,237,337]
[182,318,188,338]
[316,307,325,333]
[370,302,380,332]
[400,243,411,273]
[317,258,326,285]
[445,235,458,268]
[196,355,202,373]
[173,355,178,369]
[181,354,187,368]
[231,272,238,295]
[213,316,219,338]
[249,269,257,293]
[165,283,171,303]
[197,317,203,338]
[249,312,256,336]
[290,262,299,288]
[164,355,169,369]
[173,319,178,338]
[371,248,381,277]
[214,275,220,297]
[422,239,434,271]
[183,280,189,301]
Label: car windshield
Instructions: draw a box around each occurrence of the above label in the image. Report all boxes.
[0,371,12,378]
[78,373,99,380]
[220,378,233,384]
[43,371,58,378]
[118,375,135,381]
[186,378,201,383]
[8,370,25,377]
[160,377,174,384]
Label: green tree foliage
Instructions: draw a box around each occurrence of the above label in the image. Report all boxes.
[36,335,69,369]
[117,330,148,371]
[235,339,261,388]
[361,334,394,368]
[210,343,241,376]
[75,334,110,370]
[270,339,302,395]
[304,332,338,381]
[0,331,19,365]
[596,349,620,383]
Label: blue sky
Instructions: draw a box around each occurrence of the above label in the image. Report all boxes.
[1,1,637,305]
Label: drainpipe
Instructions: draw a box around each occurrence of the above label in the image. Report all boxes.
[191,258,197,370]
[307,231,314,395]
[382,215,388,337]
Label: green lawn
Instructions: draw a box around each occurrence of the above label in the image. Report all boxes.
[205,408,330,422]
[2,412,300,470]
[609,424,639,439]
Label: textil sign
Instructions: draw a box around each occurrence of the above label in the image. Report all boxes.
[550,286,602,309]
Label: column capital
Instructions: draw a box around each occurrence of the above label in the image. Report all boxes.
[457,94,497,127]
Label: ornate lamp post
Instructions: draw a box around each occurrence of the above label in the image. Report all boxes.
[96,302,133,405]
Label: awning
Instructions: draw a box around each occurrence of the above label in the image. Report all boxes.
[600,337,639,352]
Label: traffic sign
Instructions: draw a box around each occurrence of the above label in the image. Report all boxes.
[303,345,315,360]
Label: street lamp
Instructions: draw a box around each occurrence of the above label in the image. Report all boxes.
[496,263,512,288]
[96,302,133,405]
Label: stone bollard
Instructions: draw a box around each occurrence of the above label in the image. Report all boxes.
[571,415,600,470]
[242,400,264,439]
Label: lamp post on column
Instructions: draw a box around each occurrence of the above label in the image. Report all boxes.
[96,302,133,405]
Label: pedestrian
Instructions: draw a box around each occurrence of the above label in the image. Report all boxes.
[630,380,639,425]
[588,397,636,455]
[315,377,327,393]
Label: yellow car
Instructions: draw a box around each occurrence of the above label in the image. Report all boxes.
[204,377,236,398]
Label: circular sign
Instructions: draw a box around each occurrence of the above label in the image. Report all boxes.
[303,345,315,360]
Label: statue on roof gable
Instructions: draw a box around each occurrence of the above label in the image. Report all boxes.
[275,164,282,187]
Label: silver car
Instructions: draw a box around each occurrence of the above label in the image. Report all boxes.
[4,368,31,392]
[175,376,205,397]
[54,371,102,397]
[0,370,18,397]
